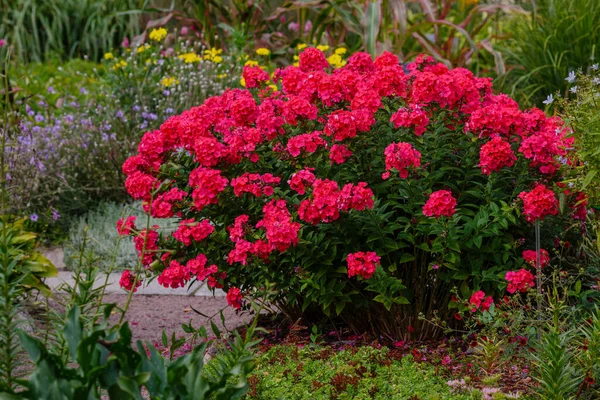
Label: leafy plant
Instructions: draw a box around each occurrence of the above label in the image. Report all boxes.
[502,0,600,107]
[0,0,145,62]
[4,305,256,399]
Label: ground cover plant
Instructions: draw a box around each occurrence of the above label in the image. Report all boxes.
[118,47,581,341]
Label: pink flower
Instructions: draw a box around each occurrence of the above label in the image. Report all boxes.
[391,105,429,136]
[119,270,141,292]
[116,216,136,236]
[469,290,494,312]
[522,249,550,269]
[383,142,421,178]
[226,287,243,309]
[329,144,353,164]
[346,251,381,280]
[505,269,535,293]
[518,184,559,223]
[423,190,457,218]
[479,136,516,175]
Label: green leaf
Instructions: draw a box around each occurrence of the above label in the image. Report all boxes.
[211,321,221,339]
[364,1,382,56]
[582,169,598,189]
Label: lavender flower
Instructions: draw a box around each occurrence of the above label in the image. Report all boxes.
[52,209,60,221]
[30,213,39,222]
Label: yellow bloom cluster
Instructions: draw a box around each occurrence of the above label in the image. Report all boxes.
[297,43,308,51]
[104,52,114,60]
[327,53,346,69]
[111,60,128,70]
[160,76,179,87]
[217,73,228,79]
[316,44,329,52]
[178,52,201,63]
[149,28,167,42]
[244,60,259,67]
[204,47,223,63]
[335,47,347,55]
[136,44,151,53]
[256,48,270,56]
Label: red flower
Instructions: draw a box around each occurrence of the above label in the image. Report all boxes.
[383,142,421,179]
[469,290,494,312]
[288,169,316,195]
[522,249,550,269]
[346,251,381,280]
[242,65,270,88]
[423,190,457,218]
[505,269,535,293]
[298,47,329,72]
[390,105,429,136]
[157,260,190,289]
[518,184,559,223]
[479,136,516,175]
[226,287,243,309]
[329,144,353,164]
[116,216,136,236]
[173,219,214,246]
[119,270,141,292]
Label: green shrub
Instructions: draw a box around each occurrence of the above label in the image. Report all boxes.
[64,202,177,271]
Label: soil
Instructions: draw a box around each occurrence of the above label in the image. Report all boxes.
[103,294,253,344]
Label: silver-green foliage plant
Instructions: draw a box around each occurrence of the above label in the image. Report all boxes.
[64,202,177,271]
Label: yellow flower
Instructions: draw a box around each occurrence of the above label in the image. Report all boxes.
[316,45,329,52]
[212,56,223,63]
[293,55,299,61]
[296,43,307,51]
[178,52,201,63]
[245,60,259,67]
[203,47,224,63]
[240,77,246,87]
[149,27,167,42]
[160,76,179,87]
[111,60,128,70]
[256,48,271,56]
[327,54,346,69]
[136,44,150,53]
[334,47,347,55]
[292,61,300,67]
[268,84,278,92]
[217,73,228,79]
[104,52,114,60]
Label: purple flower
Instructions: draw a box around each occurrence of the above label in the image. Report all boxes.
[34,114,45,123]
[132,105,141,112]
[47,86,55,94]
[80,87,88,95]
[52,209,60,221]
[165,108,174,114]
[30,213,39,222]
[115,110,125,118]
[163,90,170,96]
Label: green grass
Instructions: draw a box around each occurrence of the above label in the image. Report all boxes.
[247,345,478,400]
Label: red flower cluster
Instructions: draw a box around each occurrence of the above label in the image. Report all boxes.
[469,290,494,312]
[186,254,218,281]
[286,131,326,157]
[157,260,190,289]
[288,169,316,195]
[146,187,187,218]
[329,144,353,164]
[383,142,421,179]
[423,190,457,218]
[522,249,550,269]
[242,65,270,88]
[189,168,229,211]
[505,269,535,294]
[231,172,280,197]
[479,136,516,175]
[133,228,159,266]
[117,216,136,236]
[518,184,559,223]
[119,270,141,292]
[298,179,374,224]
[226,287,243,309]
[173,219,214,246]
[346,251,381,280]
[256,199,301,252]
[390,105,429,136]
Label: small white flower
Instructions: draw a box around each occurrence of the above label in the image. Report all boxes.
[570,86,578,93]
[565,71,576,83]
[593,64,599,71]
[542,94,554,105]
[593,76,600,85]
